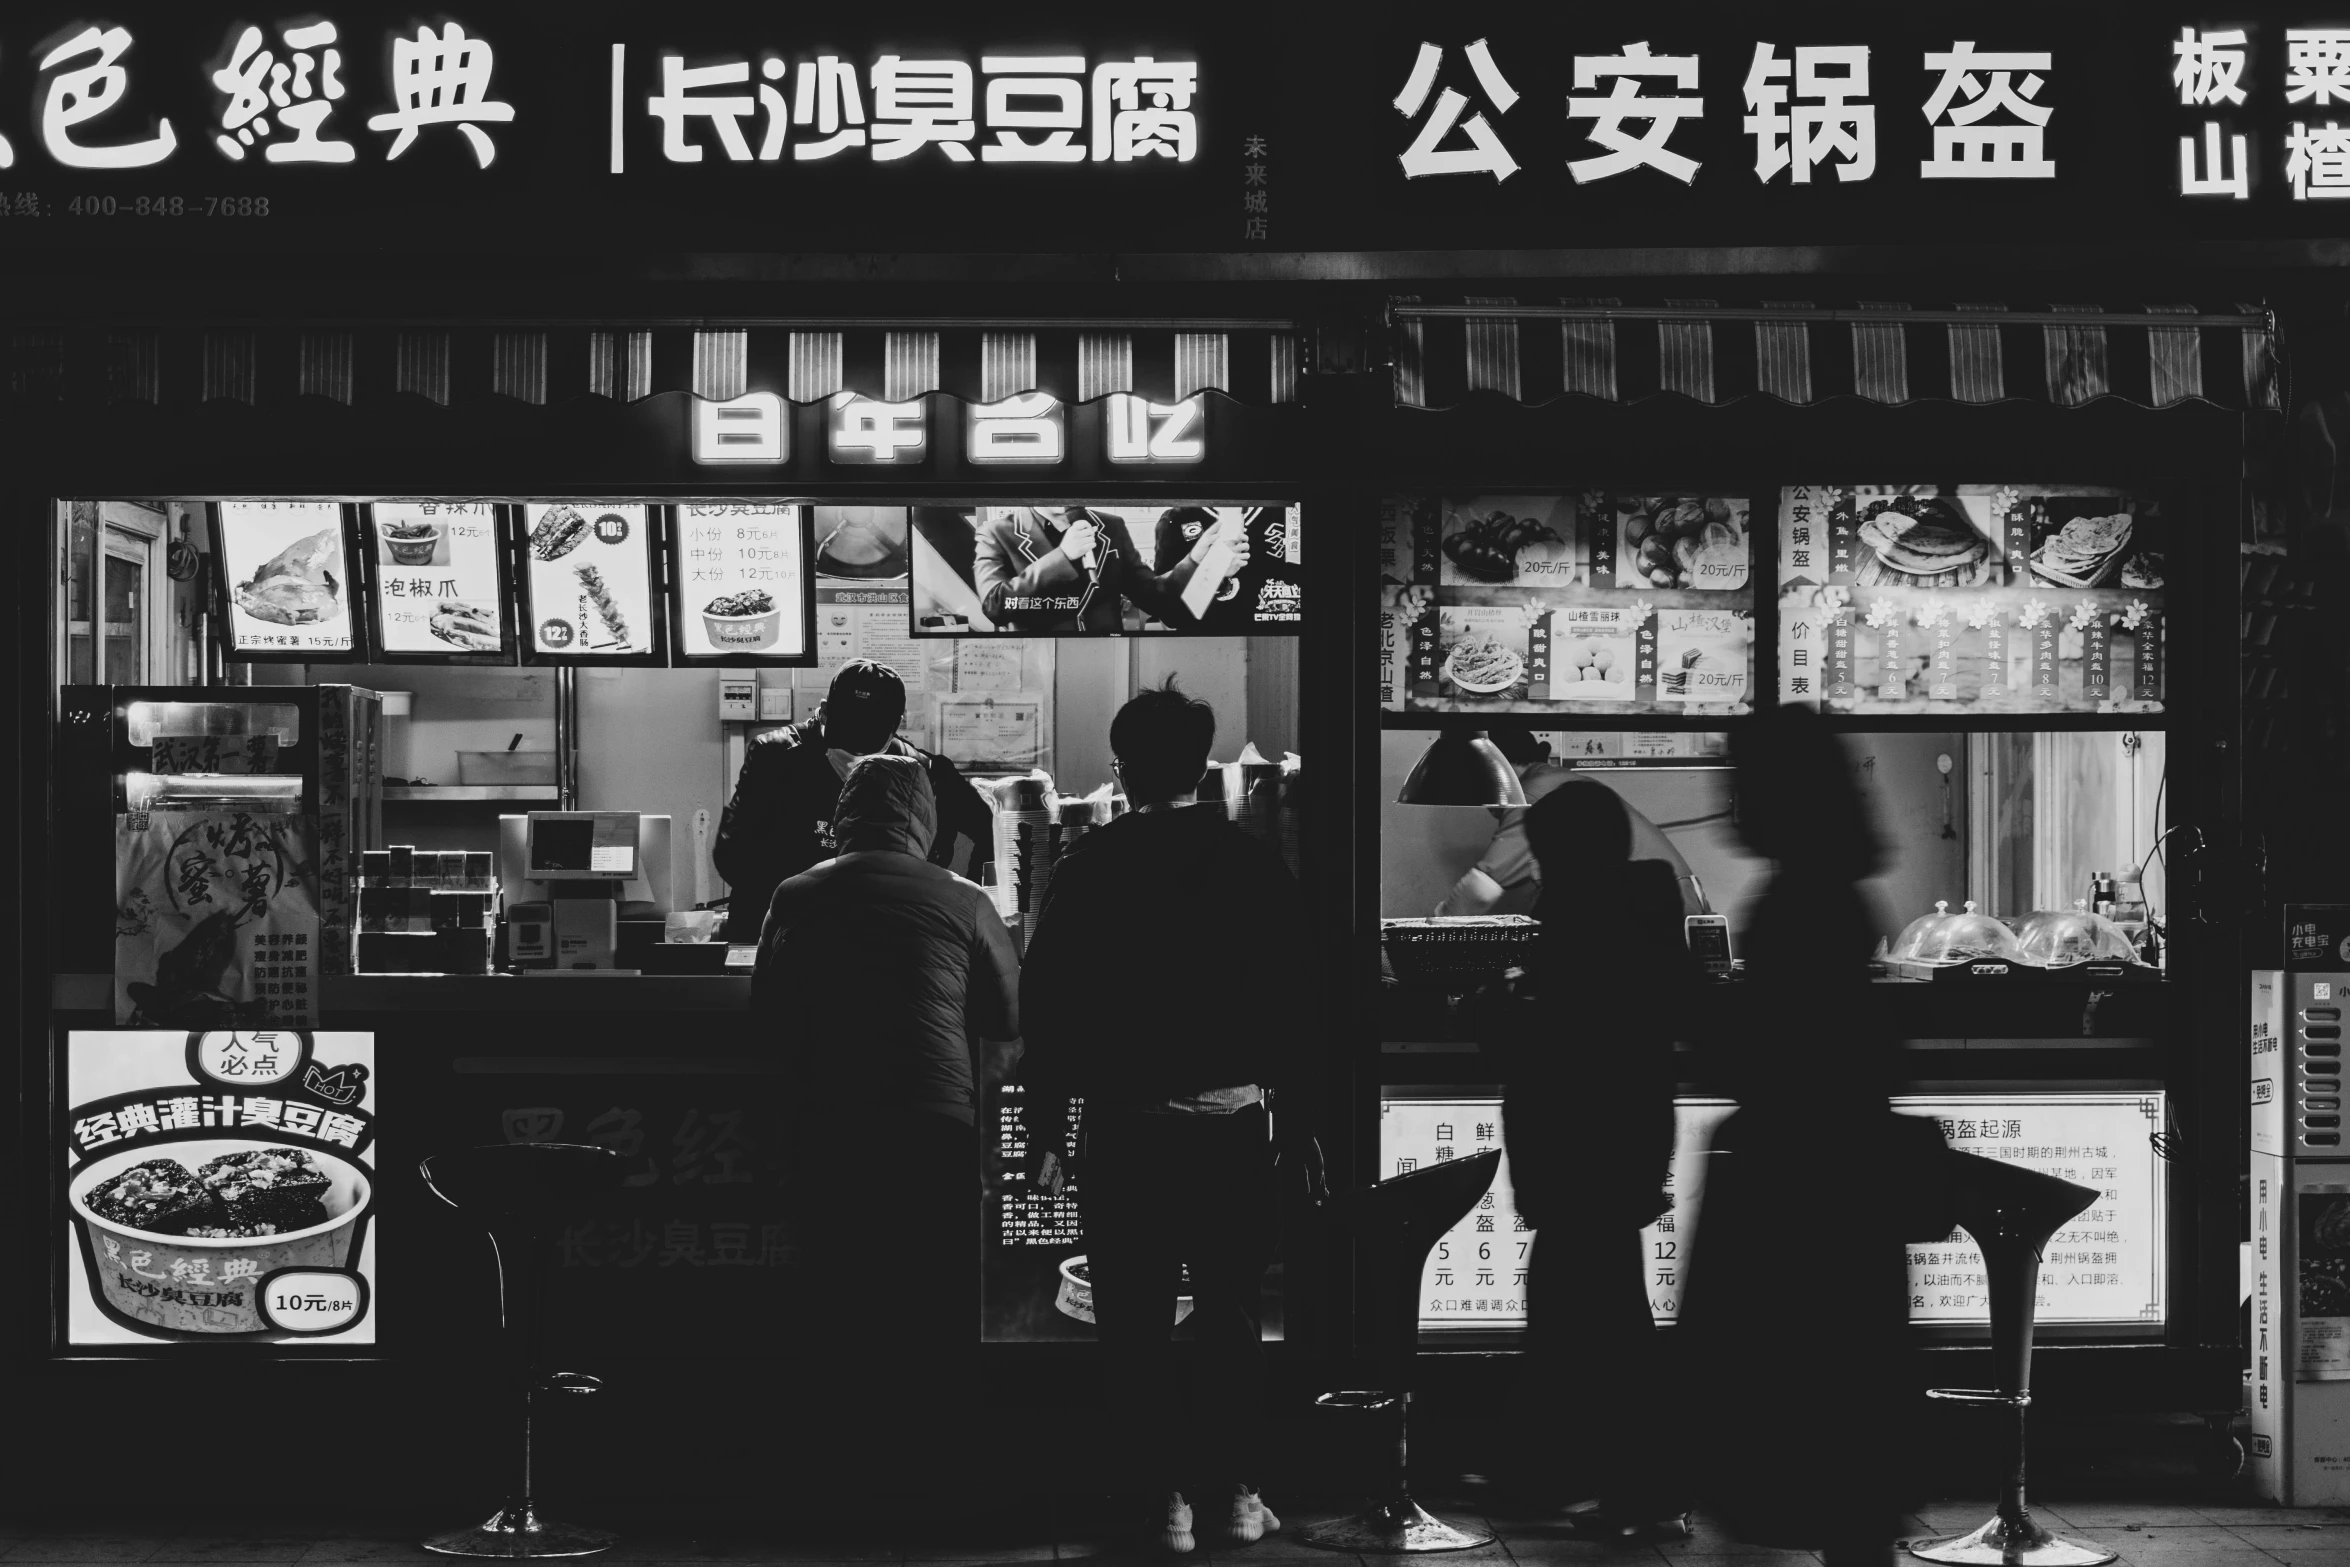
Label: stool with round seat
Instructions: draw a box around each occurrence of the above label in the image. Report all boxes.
[421,1143,626,1559]
[1910,1151,2117,1567]
[1303,1147,1503,1554]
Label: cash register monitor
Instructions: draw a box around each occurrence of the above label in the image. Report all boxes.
[525,811,637,880]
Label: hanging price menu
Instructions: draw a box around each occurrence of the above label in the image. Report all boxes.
[522,503,658,659]
[1382,1091,2165,1332]
[672,504,813,661]
[368,503,508,657]
[1776,484,2165,714]
[216,501,356,657]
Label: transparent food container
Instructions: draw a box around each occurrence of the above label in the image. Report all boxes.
[1888,900,2033,966]
[2015,901,2145,968]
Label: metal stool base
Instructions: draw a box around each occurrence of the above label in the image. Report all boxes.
[425,1504,616,1559]
[1910,1513,2117,1566]
[1299,1499,1495,1553]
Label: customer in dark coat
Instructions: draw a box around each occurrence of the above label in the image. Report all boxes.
[752,753,1019,1498]
[1022,682,1321,1555]
[1676,706,1940,1567]
[1492,778,1692,1533]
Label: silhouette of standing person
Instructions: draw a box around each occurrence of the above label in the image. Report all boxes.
[1677,707,1944,1567]
[1488,778,1694,1535]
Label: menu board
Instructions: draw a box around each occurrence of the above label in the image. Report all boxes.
[214,502,356,658]
[521,503,661,660]
[671,504,814,663]
[1776,485,2166,714]
[62,1031,377,1347]
[1380,493,1754,717]
[366,502,510,659]
[983,1083,1281,1343]
[1380,1090,2165,1332]
[1380,1095,1736,1329]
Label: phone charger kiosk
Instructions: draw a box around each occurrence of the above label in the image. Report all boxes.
[500,812,671,972]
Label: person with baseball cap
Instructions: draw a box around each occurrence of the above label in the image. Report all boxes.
[713,658,995,943]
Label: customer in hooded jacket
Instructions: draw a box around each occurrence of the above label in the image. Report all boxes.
[1675,706,1946,1567]
[752,752,1020,1509]
[713,658,994,942]
[1021,681,1324,1555]
[1488,777,1694,1537]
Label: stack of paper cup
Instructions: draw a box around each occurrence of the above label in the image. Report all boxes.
[990,772,1057,945]
[1278,752,1303,879]
[1228,744,1285,855]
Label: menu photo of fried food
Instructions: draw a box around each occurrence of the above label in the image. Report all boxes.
[575,563,633,650]
[234,528,344,627]
[2031,499,2137,589]
[528,505,591,562]
[427,599,501,653]
[1439,502,1574,586]
[1438,609,1531,698]
[1855,492,1993,580]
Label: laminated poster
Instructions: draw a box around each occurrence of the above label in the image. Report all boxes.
[216,501,355,656]
[63,1030,376,1346]
[522,503,656,657]
[369,502,505,656]
[2303,1189,2350,1381]
[116,812,320,1028]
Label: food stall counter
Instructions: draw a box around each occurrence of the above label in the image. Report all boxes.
[52,971,753,1014]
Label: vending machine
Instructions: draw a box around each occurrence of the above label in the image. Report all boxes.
[2251,905,2350,1502]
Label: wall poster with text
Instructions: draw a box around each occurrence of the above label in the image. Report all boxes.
[62,1031,377,1347]
[1380,494,1754,717]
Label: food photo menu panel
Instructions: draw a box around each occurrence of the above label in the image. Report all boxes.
[366,502,511,659]
[521,503,662,662]
[215,502,358,658]
[670,504,814,663]
[1379,494,1755,717]
[1776,485,2166,714]
[61,1031,377,1349]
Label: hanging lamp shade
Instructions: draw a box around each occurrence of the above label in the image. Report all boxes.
[1396,731,1528,806]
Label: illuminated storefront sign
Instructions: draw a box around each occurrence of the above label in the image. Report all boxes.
[1105,393,1205,463]
[693,392,789,465]
[827,394,927,463]
[968,392,1065,463]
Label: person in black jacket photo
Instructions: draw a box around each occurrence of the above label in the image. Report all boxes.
[1021,681,1323,1555]
[711,658,994,941]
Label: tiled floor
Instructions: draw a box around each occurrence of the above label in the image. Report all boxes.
[6,1502,2350,1567]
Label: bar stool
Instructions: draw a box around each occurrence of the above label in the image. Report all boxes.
[421,1143,626,1559]
[1303,1148,1503,1554]
[1910,1151,2116,1567]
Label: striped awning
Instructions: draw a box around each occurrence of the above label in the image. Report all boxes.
[2,319,1303,409]
[1392,299,2279,413]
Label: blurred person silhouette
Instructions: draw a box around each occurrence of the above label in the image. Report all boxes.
[1435,724,1709,918]
[1675,706,1949,1567]
[1481,777,1694,1537]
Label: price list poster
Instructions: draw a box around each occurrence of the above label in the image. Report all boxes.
[1378,1095,1735,1329]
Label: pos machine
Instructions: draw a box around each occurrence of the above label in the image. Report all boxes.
[499,812,673,971]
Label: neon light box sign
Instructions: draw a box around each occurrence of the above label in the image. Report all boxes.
[691,392,1205,467]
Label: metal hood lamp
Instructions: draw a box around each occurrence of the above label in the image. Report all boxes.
[1395,730,1527,805]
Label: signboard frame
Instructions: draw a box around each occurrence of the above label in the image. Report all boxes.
[663,501,819,667]
[208,500,368,664]
[515,500,672,669]
[358,501,520,667]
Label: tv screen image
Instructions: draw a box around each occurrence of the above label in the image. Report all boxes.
[910,503,1300,637]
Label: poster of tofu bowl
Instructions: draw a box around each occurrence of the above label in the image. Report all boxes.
[62,1031,376,1346]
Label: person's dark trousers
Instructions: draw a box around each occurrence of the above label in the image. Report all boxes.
[1518,1213,1681,1516]
[792,1106,979,1501]
[1080,1104,1275,1504]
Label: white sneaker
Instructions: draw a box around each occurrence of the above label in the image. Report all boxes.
[1158,1492,1196,1555]
[1224,1486,1281,1544]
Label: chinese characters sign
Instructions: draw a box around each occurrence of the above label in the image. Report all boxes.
[521,502,659,660]
[1776,484,2164,714]
[671,504,812,661]
[214,501,354,657]
[116,811,320,1028]
[63,1030,378,1346]
[367,502,508,658]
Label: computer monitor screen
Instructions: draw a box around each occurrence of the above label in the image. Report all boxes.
[525,813,636,878]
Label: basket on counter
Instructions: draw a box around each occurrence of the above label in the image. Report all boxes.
[1382,916,1540,989]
